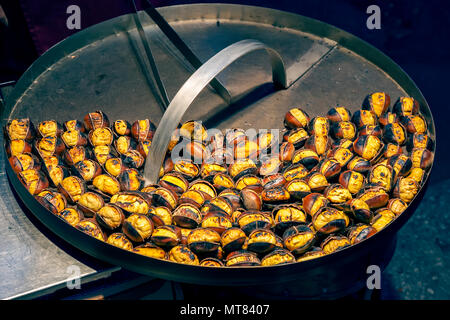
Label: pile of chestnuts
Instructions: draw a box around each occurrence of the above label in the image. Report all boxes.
[4,92,434,267]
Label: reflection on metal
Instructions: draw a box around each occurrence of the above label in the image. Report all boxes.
[143,39,287,185]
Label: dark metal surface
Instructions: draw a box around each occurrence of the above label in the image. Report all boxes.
[1,4,435,297]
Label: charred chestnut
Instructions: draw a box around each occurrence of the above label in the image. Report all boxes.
[6,139,32,157]
[172,204,202,228]
[73,159,102,182]
[348,224,377,245]
[261,187,290,204]
[282,224,315,255]
[118,168,144,191]
[392,176,419,203]
[136,139,152,158]
[261,249,295,266]
[36,190,67,214]
[57,176,85,203]
[201,196,233,216]
[58,207,83,226]
[410,148,433,170]
[104,157,126,177]
[210,173,235,192]
[383,122,407,145]
[159,172,189,195]
[133,243,166,259]
[76,219,106,241]
[95,204,125,230]
[323,184,352,206]
[321,235,351,254]
[9,153,40,173]
[296,249,326,262]
[279,142,295,163]
[304,172,329,193]
[353,134,383,161]
[407,167,425,184]
[172,159,199,181]
[151,225,182,248]
[83,110,110,131]
[388,154,413,179]
[36,135,66,158]
[348,198,372,223]
[110,191,151,214]
[240,187,263,211]
[188,180,217,200]
[246,228,277,254]
[131,119,156,142]
[302,193,329,217]
[283,163,309,182]
[318,158,342,181]
[64,119,85,132]
[6,118,35,141]
[283,128,309,148]
[379,112,399,127]
[285,179,311,200]
[371,208,396,232]
[368,163,394,192]
[200,163,228,180]
[168,245,199,265]
[221,227,246,252]
[357,186,389,209]
[284,107,310,129]
[359,124,383,138]
[346,156,371,174]
[179,120,208,143]
[351,110,378,129]
[62,130,88,148]
[327,106,352,123]
[228,159,257,181]
[381,143,403,159]
[106,233,133,251]
[114,135,136,155]
[308,116,329,137]
[122,213,154,242]
[304,134,330,156]
[331,121,357,140]
[93,145,114,165]
[406,133,434,152]
[312,207,349,234]
[148,206,173,226]
[187,228,221,254]
[122,150,144,169]
[292,149,319,170]
[63,146,89,166]
[235,175,262,193]
[201,211,233,234]
[37,120,62,138]
[225,250,260,267]
[179,190,206,208]
[362,92,390,117]
[77,191,105,217]
[200,257,225,267]
[237,211,273,235]
[393,96,420,117]
[92,174,121,197]
[400,114,427,134]
[339,170,365,195]
[112,119,131,136]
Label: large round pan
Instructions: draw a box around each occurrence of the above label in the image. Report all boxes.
[2,4,435,298]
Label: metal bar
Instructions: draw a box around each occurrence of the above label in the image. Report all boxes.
[141,0,231,104]
[130,0,170,110]
[143,39,287,185]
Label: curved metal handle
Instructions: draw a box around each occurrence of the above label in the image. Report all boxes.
[143,39,287,185]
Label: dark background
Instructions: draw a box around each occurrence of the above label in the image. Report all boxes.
[0,0,449,299]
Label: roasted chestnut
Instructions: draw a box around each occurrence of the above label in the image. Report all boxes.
[136,139,152,158]
[371,208,396,232]
[200,257,225,267]
[168,245,199,265]
[77,191,105,217]
[172,204,202,228]
[362,92,390,117]
[284,108,310,129]
[240,187,263,211]
[410,148,433,170]
[179,120,208,143]
[83,110,110,131]
[346,156,371,174]
[200,163,228,180]
[6,118,35,141]
[92,174,121,197]
[187,228,221,254]
[262,174,287,190]
[318,158,342,181]
[61,130,88,148]
[357,186,389,209]
[323,184,352,206]
[407,167,425,184]
[400,114,427,134]
[235,175,262,192]
[104,157,126,177]
[308,116,329,137]
[296,249,326,262]
[210,173,235,192]
[95,204,125,230]
[151,225,182,248]
[228,159,257,181]
[58,207,83,226]
[291,148,319,170]
[332,138,354,150]
[387,198,408,216]
[122,213,154,242]
[304,134,330,156]
[93,145,114,165]
[321,235,351,254]
[112,119,131,136]
[106,233,133,251]
[221,227,247,252]
[392,176,419,203]
[353,134,383,161]
[201,196,233,216]
[110,191,151,214]
[359,124,383,138]
[261,187,290,204]
[302,193,329,217]
[279,141,295,162]
[64,119,85,132]
[6,139,32,157]
[233,139,259,160]
[261,249,295,266]
[381,142,403,159]
[327,106,352,123]
[330,121,357,140]
[201,211,233,234]
[285,179,311,200]
[35,135,66,158]
[339,170,365,195]
[57,176,85,203]
[36,190,67,214]
[188,180,217,200]
[133,243,166,259]
[63,146,89,166]
[368,163,394,192]
[406,133,434,152]
[351,110,378,129]
[393,96,420,117]
[237,211,273,235]
[282,163,309,182]
[172,159,199,181]
[179,189,206,208]
[9,152,40,173]
[379,112,399,127]
[312,207,349,234]
[76,219,105,241]
[114,135,136,155]
[283,128,309,148]
[304,172,329,193]
[122,150,144,169]
[383,122,407,145]
[159,172,189,195]
[148,206,173,226]
[282,224,316,255]
[246,228,277,254]
[388,154,413,179]
[37,120,62,138]
[348,198,372,223]
[73,159,102,182]
[258,157,282,176]
[347,224,377,245]
[225,250,260,267]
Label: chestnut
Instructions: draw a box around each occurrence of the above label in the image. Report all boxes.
[37,120,63,138]
[133,243,166,259]
[282,224,316,256]
[296,249,326,262]
[35,136,66,158]
[112,119,131,136]
[279,142,295,162]
[348,198,372,223]
[261,187,290,205]
[228,158,257,181]
[393,96,420,117]
[58,207,83,226]
[353,134,383,161]
[312,207,349,234]
[122,213,154,243]
[46,165,70,187]
[201,196,233,216]
[179,189,206,208]
[246,228,277,254]
[218,189,242,211]
[379,112,399,127]
[326,106,352,123]
[347,224,377,245]
[285,179,311,200]
[392,176,419,203]
[330,121,357,140]
[357,186,389,209]
[148,206,173,226]
[77,191,105,217]
[258,131,277,155]
[339,170,365,195]
[118,168,144,191]
[388,154,413,179]
[152,187,178,211]
[200,163,227,180]
[321,235,351,254]
[93,145,114,165]
[6,118,35,141]
[9,153,41,173]
[221,227,247,252]
[64,119,85,132]
[36,190,67,214]
[284,107,310,129]
[381,142,403,159]
[304,134,331,156]
[368,163,394,192]
[201,211,233,234]
[168,245,200,265]
[73,159,102,182]
[332,138,354,150]
[407,167,425,184]
[159,172,189,195]
[346,156,371,174]
[240,187,263,211]
[371,208,396,232]
[258,157,282,176]
[308,116,330,137]
[121,150,144,169]
[61,130,88,148]
[292,149,319,170]
[211,173,235,192]
[406,133,434,152]
[57,176,85,203]
[151,225,182,248]
[186,141,210,163]
[200,257,225,267]
[92,174,121,197]
[188,180,217,200]
[387,198,408,216]
[261,249,296,266]
[179,120,208,142]
[283,128,309,148]
[83,110,110,131]
[76,219,106,242]
[302,193,329,217]
[106,233,133,251]
[383,122,407,145]
[262,174,287,190]
[104,157,126,177]
[225,250,261,267]
[304,172,329,193]
[136,139,152,158]
[6,139,32,157]
[95,204,125,230]
[351,110,378,129]
[187,228,221,254]
[318,158,341,181]
[237,211,273,235]
[358,124,383,138]
[173,159,200,181]
[400,114,427,134]
[323,184,353,206]
[233,139,259,160]
[114,135,136,155]
[172,204,202,228]
[410,148,433,170]
[362,92,390,117]
[63,146,89,166]
[235,175,262,192]
[282,163,309,182]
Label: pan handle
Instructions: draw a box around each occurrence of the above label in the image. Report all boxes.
[143,39,287,185]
